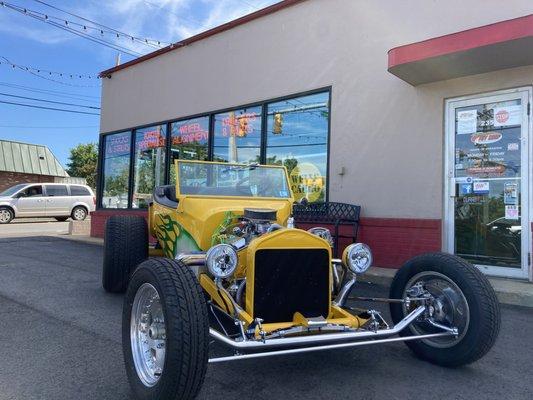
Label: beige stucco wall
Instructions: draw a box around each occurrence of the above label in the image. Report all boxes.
[100,0,533,218]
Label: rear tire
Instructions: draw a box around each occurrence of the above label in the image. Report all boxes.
[102,215,148,293]
[123,258,209,400]
[390,253,500,367]
[0,207,14,224]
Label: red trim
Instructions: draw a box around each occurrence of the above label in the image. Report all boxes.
[388,14,533,68]
[99,0,307,77]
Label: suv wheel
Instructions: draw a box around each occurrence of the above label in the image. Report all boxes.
[71,206,87,221]
[0,207,14,224]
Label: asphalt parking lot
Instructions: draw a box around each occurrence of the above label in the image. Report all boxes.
[0,235,532,400]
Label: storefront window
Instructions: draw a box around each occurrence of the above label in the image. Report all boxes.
[102,131,131,208]
[170,117,209,182]
[266,92,329,202]
[132,125,167,208]
[213,106,261,164]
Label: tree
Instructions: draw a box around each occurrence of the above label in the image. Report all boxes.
[66,143,98,188]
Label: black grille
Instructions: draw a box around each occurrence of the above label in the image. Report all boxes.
[253,249,330,323]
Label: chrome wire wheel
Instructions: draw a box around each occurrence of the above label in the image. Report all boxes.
[130,283,166,387]
[403,271,470,348]
[0,209,12,223]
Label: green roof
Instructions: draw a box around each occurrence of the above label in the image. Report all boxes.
[0,139,69,178]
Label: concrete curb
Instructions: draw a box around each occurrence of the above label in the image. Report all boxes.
[359,267,533,308]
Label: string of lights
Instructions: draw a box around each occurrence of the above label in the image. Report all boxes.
[0,56,99,80]
[32,0,170,48]
[0,57,102,87]
[0,2,144,57]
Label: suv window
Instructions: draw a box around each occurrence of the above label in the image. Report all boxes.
[70,186,91,196]
[18,185,43,198]
[45,185,68,196]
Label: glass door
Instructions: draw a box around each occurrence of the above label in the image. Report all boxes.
[445,88,531,279]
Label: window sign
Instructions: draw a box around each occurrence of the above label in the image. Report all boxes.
[266,91,329,203]
[455,100,521,179]
[133,125,167,209]
[213,107,261,164]
[170,116,209,182]
[102,132,131,208]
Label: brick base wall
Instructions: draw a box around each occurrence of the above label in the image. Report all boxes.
[91,210,442,269]
[0,171,56,192]
[90,210,149,238]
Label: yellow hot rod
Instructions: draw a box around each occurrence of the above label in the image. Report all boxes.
[102,160,500,400]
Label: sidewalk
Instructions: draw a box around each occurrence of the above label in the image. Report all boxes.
[360,267,533,308]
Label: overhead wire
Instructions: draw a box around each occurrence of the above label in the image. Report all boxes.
[32,0,169,48]
[0,99,100,115]
[0,56,102,87]
[0,82,100,101]
[0,2,144,57]
[0,92,100,110]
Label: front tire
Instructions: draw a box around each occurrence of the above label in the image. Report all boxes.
[123,258,209,400]
[102,215,148,293]
[0,207,14,224]
[390,252,500,367]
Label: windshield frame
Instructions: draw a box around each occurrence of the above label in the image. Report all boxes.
[0,183,27,197]
[175,160,293,200]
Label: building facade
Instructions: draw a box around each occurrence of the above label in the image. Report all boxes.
[0,139,70,192]
[94,0,533,281]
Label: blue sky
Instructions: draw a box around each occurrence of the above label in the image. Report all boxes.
[0,0,279,166]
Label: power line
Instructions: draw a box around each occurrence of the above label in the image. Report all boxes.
[0,124,98,129]
[0,92,100,110]
[0,2,144,57]
[0,82,100,101]
[32,0,169,48]
[0,99,100,115]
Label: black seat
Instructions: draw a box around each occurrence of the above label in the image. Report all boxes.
[153,185,179,208]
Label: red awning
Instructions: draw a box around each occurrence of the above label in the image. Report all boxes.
[388,14,533,85]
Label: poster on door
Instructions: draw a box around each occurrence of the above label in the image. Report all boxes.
[493,105,521,127]
[457,110,477,134]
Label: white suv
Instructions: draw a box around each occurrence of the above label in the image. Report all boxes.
[0,183,95,224]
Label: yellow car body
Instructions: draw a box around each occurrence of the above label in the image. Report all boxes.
[148,160,366,335]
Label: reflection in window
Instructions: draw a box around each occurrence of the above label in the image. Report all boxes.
[213,106,261,164]
[133,125,167,209]
[266,92,329,202]
[102,131,131,208]
[170,117,209,183]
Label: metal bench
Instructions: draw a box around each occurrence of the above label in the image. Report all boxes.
[292,202,361,258]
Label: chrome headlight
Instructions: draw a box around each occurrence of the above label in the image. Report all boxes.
[308,227,334,247]
[206,244,238,279]
[342,243,372,274]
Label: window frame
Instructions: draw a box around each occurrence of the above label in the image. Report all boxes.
[96,86,332,209]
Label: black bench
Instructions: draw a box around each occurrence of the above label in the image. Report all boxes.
[292,202,361,258]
